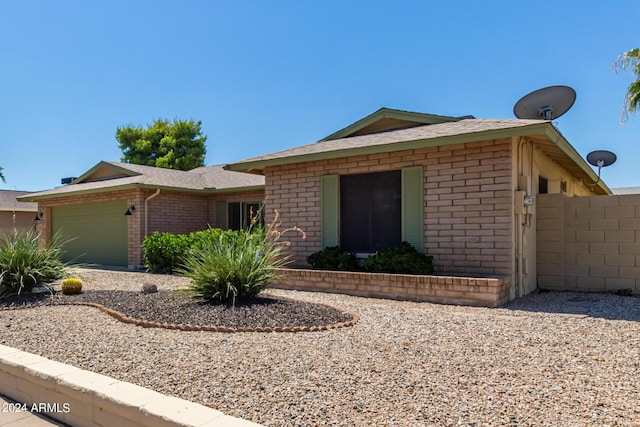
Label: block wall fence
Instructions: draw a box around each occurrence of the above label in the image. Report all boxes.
[537,193,640,293]
[264,138,514,277]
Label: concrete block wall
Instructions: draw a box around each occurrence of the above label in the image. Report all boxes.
[0,345,261,427]
[537,193,640,292]
[264,138,513,277]
[271,269,511,307]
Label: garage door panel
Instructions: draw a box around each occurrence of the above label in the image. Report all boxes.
[52,200,127,266]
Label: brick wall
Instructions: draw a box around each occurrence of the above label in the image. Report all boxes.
[271,269,511,307]
[264,139,513,277]
[37,188,267,268]
[146,191,210,235]
[537,193,640,293]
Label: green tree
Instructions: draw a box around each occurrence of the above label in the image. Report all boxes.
[116,118,207,170]
[0,166,4,183]
[613,48,640,123]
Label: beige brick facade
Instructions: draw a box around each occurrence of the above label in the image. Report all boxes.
[264,138,513,277]
[36,188,266,268]
[272,268,511,307]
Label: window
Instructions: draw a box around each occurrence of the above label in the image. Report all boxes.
[227,201,263,230]
[539,176,548,194]
[340,171,401,253]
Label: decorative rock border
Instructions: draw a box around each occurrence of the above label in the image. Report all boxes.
[6,300,359,333]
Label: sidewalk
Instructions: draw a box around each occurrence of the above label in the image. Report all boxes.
[0,395,67,426]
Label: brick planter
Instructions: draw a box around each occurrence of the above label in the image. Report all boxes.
[271,268,511,307]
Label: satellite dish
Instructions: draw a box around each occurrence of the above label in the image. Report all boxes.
[587,150,617,168]
[586,150,617,187]
[514,85,576,120]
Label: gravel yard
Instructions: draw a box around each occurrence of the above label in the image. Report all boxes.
[2,268,640,426]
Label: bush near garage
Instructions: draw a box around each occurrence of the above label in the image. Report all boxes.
[142,228,225,274]
[0,230,68,298]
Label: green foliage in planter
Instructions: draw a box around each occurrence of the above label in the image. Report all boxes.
[0,230,68,298]
[179,209,305,305]
[362,241,433,275]
[307,246,358,271]
[142,228,225,274]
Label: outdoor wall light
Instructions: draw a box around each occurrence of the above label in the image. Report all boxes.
[125,205,136,216]
[34,212,43,221]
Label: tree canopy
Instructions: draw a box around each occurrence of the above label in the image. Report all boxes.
[116,118,207,170]
[0,166,4,183]
[613,48,640,123]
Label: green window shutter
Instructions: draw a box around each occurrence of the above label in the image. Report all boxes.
[401,166,424,253]
[321,174,339,248]
[215,201,227,229]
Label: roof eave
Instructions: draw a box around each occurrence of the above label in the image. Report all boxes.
[319,107,463,141]
[73,161,142,184]
[541,127,612,195]
[227,123,554,175]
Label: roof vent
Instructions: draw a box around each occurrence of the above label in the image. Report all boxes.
[61,177,77,185]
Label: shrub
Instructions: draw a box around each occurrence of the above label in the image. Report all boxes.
[61,277,83,295]
[0,230,68,298]
[362,241,433,275]
[142,229,225,274]
[142,232,193,274]
[179,210,304,305]
[307,246,358,271]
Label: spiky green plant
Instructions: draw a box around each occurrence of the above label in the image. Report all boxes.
[0,230,69,298]
[179,210,304,305]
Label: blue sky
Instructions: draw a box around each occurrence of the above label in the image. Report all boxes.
[1,0,638,191]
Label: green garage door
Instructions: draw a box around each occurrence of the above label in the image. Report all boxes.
[52,200,128,266]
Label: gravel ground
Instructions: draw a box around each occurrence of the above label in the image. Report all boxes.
[0,290,353,330]
[2,268,640,426]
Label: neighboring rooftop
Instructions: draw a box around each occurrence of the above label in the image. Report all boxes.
[18,162,265,201]
[611,187,640,195]
[0,190,38,212]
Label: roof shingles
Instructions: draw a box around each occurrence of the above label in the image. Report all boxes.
[18,162,265,201]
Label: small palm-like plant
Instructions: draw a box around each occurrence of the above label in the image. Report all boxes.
[179,209,304,305]
[0,230,69,298]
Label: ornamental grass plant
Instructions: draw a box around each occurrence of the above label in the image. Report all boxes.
[0,229,69,298]
[179,209,305,305]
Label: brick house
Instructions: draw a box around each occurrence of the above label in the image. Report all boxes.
[19,162,264,267]
[226,108,611,301]
[0,190,38,235]
[19,108,611,304]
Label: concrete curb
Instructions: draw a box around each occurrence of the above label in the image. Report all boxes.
[0,345,262,427]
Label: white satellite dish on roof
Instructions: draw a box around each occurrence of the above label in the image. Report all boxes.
[514,85,576,120]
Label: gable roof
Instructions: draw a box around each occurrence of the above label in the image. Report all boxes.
[226,117,611,195]
[18,162,265,202]
[0,190,38,212]
[320,107,469,141]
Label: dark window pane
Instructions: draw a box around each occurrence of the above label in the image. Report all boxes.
[539,176,548,194]
[340,171,401,252]
[228,202,241,230]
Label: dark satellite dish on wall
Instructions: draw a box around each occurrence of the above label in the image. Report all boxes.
[514,85,576,120]
[586,150,617,187]
[587,150,617,168]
